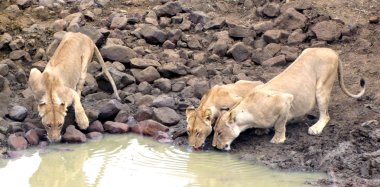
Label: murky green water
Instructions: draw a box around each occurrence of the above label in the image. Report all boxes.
[0,134,324,187]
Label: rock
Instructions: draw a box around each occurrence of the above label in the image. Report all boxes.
[51,19,68,32]
[16,69,27,84]
[0,33,12,49]
[172,16,183,24]
[103,121,129,133]
[8,105,28,122]
[212,40,229,57]
[191,65,207,77]
[189,11,209,25]
[25,129,39,145]
[98,99,122,120]
[228,26,255,39]
[97,0,110,7]
[167,29,182,43]
[275,8,307,30]
[227,42,252,62]
[0,133,5,142]
[311,21,342,42]
[130,58,160,68]
[87,120,104,133]
[131,120,169,136]
[263,29,289,43]
[261,3,280,17]
[163,40,176,49]
[78,26,105,47]
[108,68,135,89]
[9,38,25,51]
[86,132,103,139]
[153,131,172,143]
[179,20,192,31]
[133,66,161,83]
[261,55,286,66]
[100,45,137,64]
[251,48,273,64]
[9,50,30,61]
[153,78,171,93]
[62,125,87,143]
[145,11,158,26]
[84,10,95,21]
[7,134,28,150]
[114,110,129,123]
[110,15,128,29]
[134,105,153,122]
[0,64,9,76]
[153,95,175,108]
[369,16,379,24]
[187,36,202,50]
[204,17,226,30]
[288,29,307,44]
[139,25,167,44]
[0,76,5,91]
[137,81,153,94]
[153,107,180,126]
[194,81,210,99]
[16,0,32,8]
[253,21,274,34]
[158,63,188,77]
[154,1,183,17]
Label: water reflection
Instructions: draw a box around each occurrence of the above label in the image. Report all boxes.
[0,135,324,187]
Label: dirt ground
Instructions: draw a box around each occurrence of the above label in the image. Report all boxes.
[0,0,379,186]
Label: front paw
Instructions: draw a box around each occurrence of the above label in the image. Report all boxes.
[270,135,286,144]
[76,111,89,129]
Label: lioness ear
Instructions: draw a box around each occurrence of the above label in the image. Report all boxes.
[186,106,195,116]
[228,111,236,124]
[203,109,212,121]
[28,68,42,93]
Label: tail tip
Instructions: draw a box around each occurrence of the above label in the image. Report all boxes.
[360,78,365,87]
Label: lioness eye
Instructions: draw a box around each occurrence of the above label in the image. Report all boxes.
[58,123,63,128]
[46,124,52,129]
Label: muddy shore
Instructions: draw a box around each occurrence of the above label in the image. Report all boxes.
[0,0,379,186]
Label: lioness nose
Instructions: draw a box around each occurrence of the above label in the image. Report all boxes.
[224,144,228,149]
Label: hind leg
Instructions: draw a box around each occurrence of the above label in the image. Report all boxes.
[76,56,89,96]
[308,74,335,135]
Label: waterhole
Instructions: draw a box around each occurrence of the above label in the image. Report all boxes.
[0,134,325,187]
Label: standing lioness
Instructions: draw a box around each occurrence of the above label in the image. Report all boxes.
[213,48,365,151]
[186,80,263,149]
[28,32,120,142]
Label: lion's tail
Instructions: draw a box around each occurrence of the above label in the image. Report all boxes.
[94,46,121,100]
[338,60,365,99]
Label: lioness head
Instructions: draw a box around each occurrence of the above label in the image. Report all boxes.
[212,110,240,151]
[186,107,213,149]
[28,68,69,142]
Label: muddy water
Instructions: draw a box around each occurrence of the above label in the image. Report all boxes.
[0,134,325,187]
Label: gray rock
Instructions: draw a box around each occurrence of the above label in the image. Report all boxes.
[131,119,169,136]
[86,132,103,139]
[153,95,175,108]
[9,50,30,61]
[96,0,110,7]
[8,106,28,122]
[25,129,39,145]
[153,78,172,93]
[262,3,280,17]
[275,8,307,30]
[100,45,137,64]
[172,16,183,24]
[154,1,183,17]
[8,134,28,150]
[179,20,192,31]
[98,99,122,120]
[109,68,135,89]
[17,0,32,8]
[187,36,202,50]
[212,39,229,57]
[159,17,171,27]
[163,40,176,49]
[204,17,226,30]
[229,26,255,39]
[194,81,210,99]
[134,66,161,83]
[261,55,287,66]
[153,107,181,126]
[130,58,160,68]
[227,42,252,62]
[263,29,289,43]
[134,105,153,122]
[110,15,128,29]
[253,21,274,34]
[137,81,153,94]
[62,125,87,143]
[0,33,12,49]
[288,29,307,44]
[103,121,129,133]
[139,25,167,44]
[167,29,182,43]
[145,11,158,26]
[114,110,129,123]
[0,64,9,76]
[9,38,25,51]
[251,48,272,64]
[191,65,207,77]
[158,63,188,77]
[78,26,105,47]
[189,11,209,25]
[311,21,342,42]
[87,120,104,133]
[51,19,68,32]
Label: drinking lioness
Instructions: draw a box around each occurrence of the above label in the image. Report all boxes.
[213,48,365,151]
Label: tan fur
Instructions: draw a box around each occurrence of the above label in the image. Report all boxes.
[185,80,264,148]
[213,48,366,151]
[28,32,120,142]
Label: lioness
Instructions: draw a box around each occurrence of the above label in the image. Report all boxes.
[186,80,264,149]
[213,48,365,151]
[28,32,120,142]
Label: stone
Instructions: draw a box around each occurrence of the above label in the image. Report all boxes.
[0,76,5,91]
[25,129,39,145]
[0,33,12,49]
[8,105,28,122]
[159,17,171,27]
[163,40,176,49]
[130,58,160,68]
[253,21,274,34]
[187,36,202,50]
[16,69,27,84]
[153,107,180,126]
[153,78,171,93]
[137,82,153,94]
[227,42,252,62]
[153,95,175,108]
[134,66,161,83]
[98,99,122,120]
[275,8,307,30]
[9,50,29,61]
[0,64,9,76]
[105,38,124,46]
[17,0,32,8]
[97,0,110,7]
[134,105,153,122]
[263,29,289,43]
[311,21,342,42]
[262,3,280,17]
[261,55,286,66]
[9,38,25,51]
[84,10,95,21]
[191,66,207,77]
[189,11,209,25]
[153,131,172,143]
[110,15,128,29]
[288,29,307,44]
[369,16,379,24]
[154,1,183,17]
[228,26,255,39]
[103,121,129,133]
[139,25,167,44]
[114,110,129,123]
[86,132,103,139]
[171,16,183,24]
[108,68,135,89]
[204,17,226,30]
[179,20,192,31]
[78,26,105,47]
[87,120,104,133]
[212,40,228,57]
[8,134,28,150]
[158,63,188,77]
[145,11,158,26]
[194,81,210,99]
[131,120,169,136]
[62,125,87,143]
[51,19,68,32]
[100,45,137,64]
[167,29,182,43]
[251,48,272,64]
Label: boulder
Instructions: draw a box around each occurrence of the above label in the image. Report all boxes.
[87,120,104,133]
[275,8,307,30]
[227,42,252,62]
[189,11,209,24]
[158,63,188,77]
[288,29,307,44]
[253,21,274,34]
[103,121,129,133]
[154,1,183,17]
[152,95,175,108]
[0,33,12,50]
[194,81,209,99]
[153,78,172,93]
[262,3,280,17]
[62,125,87,143]
[0,64,9,76]
[204,17,226,30]
[139,25,167,44]
[153,131,172,143]
[263,29,289,43]
[100,45,137,64]
[98,99,122,120]
[110,15,128,29]
[8,105,28,122]
[134,105,153,122]
[86,132,103,139]
[311,21,342,42]
[261,55,286,66]
[25,129,39,145]
[134,66,161,83]
[131,119,169,136]
[153,107,181,126]
[51,19,68,32]
[7,134,28,150]
[130,58,160,68]
[145,11,158,26]
[114,110,129,123]
[228,26,255,39]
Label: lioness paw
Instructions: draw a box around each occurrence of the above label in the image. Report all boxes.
[76,112,89,129]
[270,136,286,144]
[308,125,323,135]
